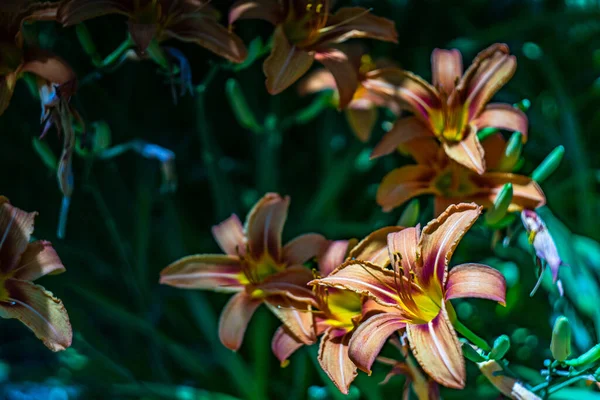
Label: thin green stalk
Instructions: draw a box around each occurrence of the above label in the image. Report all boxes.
[454,320,491,352]
[101,36,135,67]
[251,309,272,397]
[256,115,281,193]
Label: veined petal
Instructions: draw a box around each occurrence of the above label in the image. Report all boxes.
[159,254,244,292]
[318,240,351,277]
[312,260,401,306]
[317,7,398,45]
[407,306,465,389]
[265,297,316,344]
[165,17,248,63]
[401,137,444,166]
[319,329,357,394]
[298,69,337,95]
[12,241,65,282]
[21,50,76,85]
[387,228,420,280]
[0,197,36,275]
[445,263,506,305]
[371,117,434,159]
[218,291,262,350]
[57,0,132,25]
[431,49,463,94]
[228,0,282,25]
[348,226,404,266]
[0,279,72,352]
[474,103,528,141]
[264,26,314,94]
[474,172,546,211]
[212,214,246,256]
[419,203,481,289]
[258,266,316,304]
[377,165,437,212]
[348,312,406,374]
[314,48,358,109]
[442,127,486,175]
[272,325,304,365]
[283,233,328,265]
[245,192,290,262]
[346,106,377,142]
[480,133,506,171]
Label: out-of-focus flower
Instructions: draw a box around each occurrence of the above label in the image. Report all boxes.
[477,360,541,400]
[314,203,507,389]
[273,233,399,393]
[57,0,247,62]
[521,209,564,296]
[377,337,440,400]
[160,193,327,350]
[0,1,75,115]
[299,50,399,142]
[229,0,398,107]
[0,197,72,352]
[366,44,526,174]
[375,134,545,215]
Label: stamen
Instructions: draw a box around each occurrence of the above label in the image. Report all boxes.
[317,7,372,35]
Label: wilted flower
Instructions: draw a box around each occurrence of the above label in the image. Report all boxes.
[477,360,541,400]
[521,209,564,296]
[313,203,507,388]
[299,50,399,142]
[160,193,327,350]
[57,0,247,62]
[0,1,75,115]
[365,44,526,174]
[229,0,398,106]
[0,197,72,351]
[375,134,545,215]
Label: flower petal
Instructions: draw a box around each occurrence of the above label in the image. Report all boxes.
[159,254,244,292]
[318,7,398,45]
[474,103,528,141]
[318,240,351,277]
[57,0,131,25]
[245,192,290,261]
[386,228,420,279]
[478,360,542,400]
[348,312,406,374]
[371,117,433,159]
[348,226,404,266]
[21,50,76,85]
[474,172,546,211]
[445,263,506,305]
[212,214,246,256]
[298,69,337,95]
[346,106,377,142]
[401,137,444,166]
[442,127,486,175]
[283,233,328,265]
[263,26,314,94]
[165,17,248,63]
[0,74,17,116]
[419,203,481,289]
[228,0,282,25]
[480,133,506,171]
[12,241,65,282]
[431,48,463,94]
[0,279,72,352]
[218,291,262,350]
[319,329,357,394]
[314,48,358,109]
[265,297,316,344]
[0,197,36,275]
[407,306,465,389]
[258,265,317,304]
[377,165,437,212]
[272,325,304,365]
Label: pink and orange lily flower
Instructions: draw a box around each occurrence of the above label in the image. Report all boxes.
[0,1,75,116]
[313,203,507,389]
[0,197,72,352]
[365,44,527,174]
[229,0,398,107]
[57,0,247,63]
[160,193,327,351]
[375,134,546,215]
[299,52,399,142]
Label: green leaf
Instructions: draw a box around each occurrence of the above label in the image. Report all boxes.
[226,78,262,134]
[32,137,57,171]
[397,199,420,227]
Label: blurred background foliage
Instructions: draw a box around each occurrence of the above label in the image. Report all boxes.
[2,0,600,398]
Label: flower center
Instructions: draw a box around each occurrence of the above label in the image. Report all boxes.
[238,253,285,286]
[430,95,469,142]
[283,0,329,47]
[432,165,477,198]
[320,288,362,330]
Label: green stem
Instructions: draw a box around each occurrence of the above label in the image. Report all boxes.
[256,115,281,193]
[454,320,491,352]
[99,36,134,68]
[547,374,588,395]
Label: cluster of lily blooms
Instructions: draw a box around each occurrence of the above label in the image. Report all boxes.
[0,0,559,398]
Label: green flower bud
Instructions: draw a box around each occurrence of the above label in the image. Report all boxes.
[498,131,523,172]
[460,339,486,362]
[532,145,565,183]
[551,316,572,362]
[489,335,511,360]
[484,183,513,225]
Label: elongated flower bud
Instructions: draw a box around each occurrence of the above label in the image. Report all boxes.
[490,335,511,360]
[532,145,565,184]
[550,316,571,362]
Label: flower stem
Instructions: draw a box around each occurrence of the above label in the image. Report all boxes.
[454,319,491,352]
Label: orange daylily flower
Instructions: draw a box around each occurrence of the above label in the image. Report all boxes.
[0,1,75,116]
[375,134,546,215]
[313,203,507,389]
[365,44,527,174]
[299,51,400,142]
[57,0,247,63]
[0,197,72,352]
[160,193,327,351]
[229,0,398,107]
